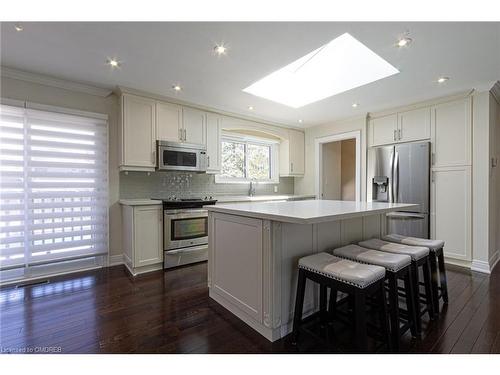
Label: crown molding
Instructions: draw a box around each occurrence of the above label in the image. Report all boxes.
[368,89,475,120]
[1,66,113,97]
[115,85,304,131]
[491,81,500,105]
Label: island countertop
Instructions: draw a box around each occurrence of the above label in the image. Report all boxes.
[207,199,418,224]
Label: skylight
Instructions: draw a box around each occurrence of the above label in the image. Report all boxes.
[243,33,399,108]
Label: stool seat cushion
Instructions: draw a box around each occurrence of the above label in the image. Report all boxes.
[383,234,444,252]
[358,238,429,261]
[298,252,385,289]
[332,244,411,272]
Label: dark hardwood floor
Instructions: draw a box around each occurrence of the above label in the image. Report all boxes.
[1,261,499,354]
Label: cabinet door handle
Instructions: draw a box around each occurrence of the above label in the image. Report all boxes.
[152,150,156,164]
[431,152,435,165]
[398,128,402,140]
[183,128,187,141]
[179,128,182,141]
[291,162,294,173]
[207,155,210,167]
[431,171,435,183]
[393,129,397,141]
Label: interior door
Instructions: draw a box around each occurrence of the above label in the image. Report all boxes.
[394,142,430,213]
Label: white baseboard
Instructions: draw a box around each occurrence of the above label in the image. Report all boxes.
[108,254,124,266]
[470,251,500,274]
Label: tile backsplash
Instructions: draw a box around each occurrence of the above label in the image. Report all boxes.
[119,171,295,199]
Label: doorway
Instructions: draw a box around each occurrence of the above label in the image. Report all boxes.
[315,130,361,201]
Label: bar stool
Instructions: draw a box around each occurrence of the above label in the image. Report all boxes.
[292,252,390,352]
[332,244,418,351]
[383,234,448,312]
[358,238,434,333]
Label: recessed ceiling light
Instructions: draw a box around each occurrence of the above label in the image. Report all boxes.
[437,77,450,84]
[172,84,182,92]
[352,103,359,108]
[396,37,412,48]
[243,33,399,108]
[396,31,412,48]
[214,43,227,56]
[106,58,121,68]
[14,24,23,32]
[298,119,303,123]
[248,106,254,110]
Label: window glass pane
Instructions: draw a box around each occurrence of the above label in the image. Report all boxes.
[221,141,245,178]
[247,143,271,180]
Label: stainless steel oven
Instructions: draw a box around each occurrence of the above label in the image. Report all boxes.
[164,209,208,251]
[157,141,207,172]
[158,198,217,269]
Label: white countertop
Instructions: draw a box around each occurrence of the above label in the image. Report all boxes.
[207,200,419,224]
[119,199,163,206]
[119,195,315,206]
[214,194,315,203]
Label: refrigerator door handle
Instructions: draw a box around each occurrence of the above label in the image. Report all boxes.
[389,151,395,203]
[394,151,399,203]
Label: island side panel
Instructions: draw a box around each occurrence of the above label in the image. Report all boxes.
[209,212,263,323]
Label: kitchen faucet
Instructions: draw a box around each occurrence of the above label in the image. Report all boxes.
[248,180,256,197]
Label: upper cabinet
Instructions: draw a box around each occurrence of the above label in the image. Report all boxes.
[120,94,156,171]
[370,114,398,146]
[431,97,472,167]
[369,107,431,147]
[156,101,182,142]
[398,107,431,143]
[280,129,305,176]
[206,113,222,173]
[182,107,206,144]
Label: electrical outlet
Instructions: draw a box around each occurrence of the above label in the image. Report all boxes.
[274,185,278,193]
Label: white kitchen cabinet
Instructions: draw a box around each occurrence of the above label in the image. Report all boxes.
[122,205,163,275]
[156,101,183,142]
[370,114,398,146]
[369,108,430,147]
[182,107,206,144]
[120,94,156,171]
[206,113,222,173]
[431,97,472,167]
[280,129,304,176]
[431,166,472,261]
[398,107,431,143]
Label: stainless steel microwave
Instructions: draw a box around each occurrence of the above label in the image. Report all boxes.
[157,141,207,172]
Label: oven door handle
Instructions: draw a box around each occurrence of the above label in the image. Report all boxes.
[166,244,208,255]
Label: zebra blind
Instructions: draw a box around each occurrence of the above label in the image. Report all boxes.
[0,104,108,279]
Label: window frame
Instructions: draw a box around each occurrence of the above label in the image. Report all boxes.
[215,132,279,184]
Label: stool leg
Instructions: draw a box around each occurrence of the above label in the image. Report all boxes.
[320,284,327,326]
[405,269,420,339]
[422,259,435,320]
[328,288,338,320]
[380,280,392,352]
[353,291,367,352]
[388,273,400,352]
[429,253,440,315]
[411,263,422,334]
[437,249,449,303]
[292,269,307,344]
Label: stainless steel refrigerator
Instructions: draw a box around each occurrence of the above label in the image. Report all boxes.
[367,141,430,238]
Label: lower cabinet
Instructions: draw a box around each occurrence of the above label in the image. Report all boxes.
[431,166,472,261]
[122,205,163,275]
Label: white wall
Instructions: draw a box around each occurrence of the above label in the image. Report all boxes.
[294,116,367,200]
[0,76,122,258]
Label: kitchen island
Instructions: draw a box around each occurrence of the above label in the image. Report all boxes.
[207,200,417,342]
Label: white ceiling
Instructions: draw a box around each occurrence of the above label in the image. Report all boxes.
[1,22,499,127]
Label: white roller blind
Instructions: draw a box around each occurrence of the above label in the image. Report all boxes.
[0,104,108,276]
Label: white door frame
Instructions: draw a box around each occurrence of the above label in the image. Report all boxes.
[315,130,361,201]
